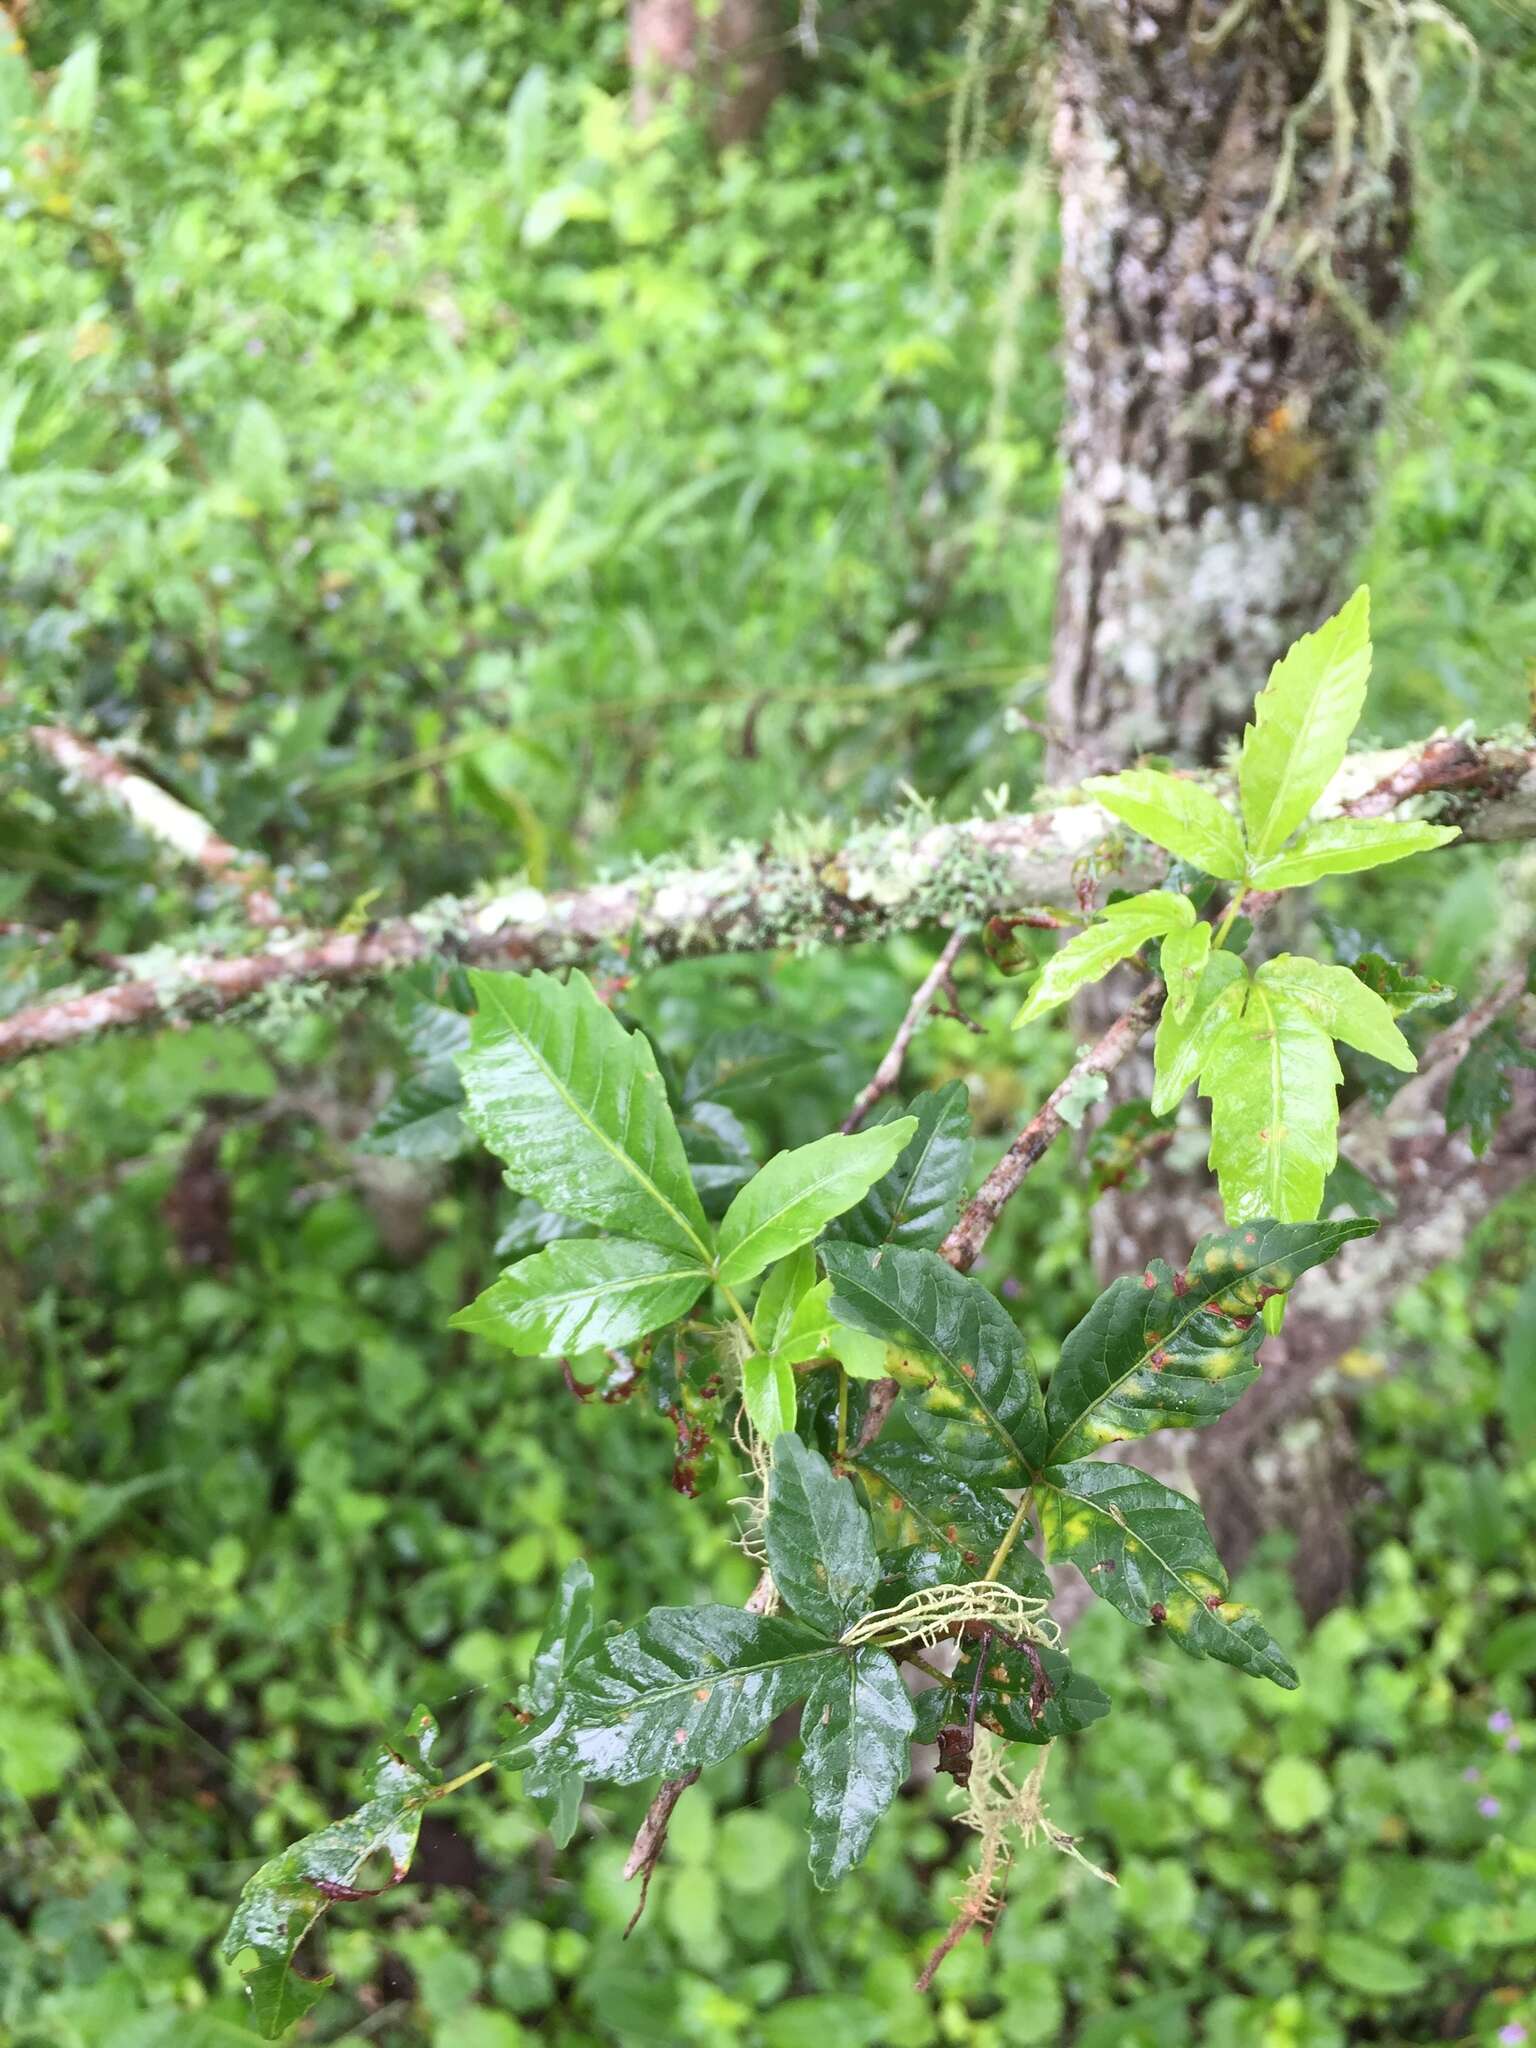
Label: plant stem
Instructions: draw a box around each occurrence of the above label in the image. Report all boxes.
[983,1490,1033,1583]
[1212,889,1248,950]
[905,1651,953,1686]
[719,1280,759,1351]
[431,1759,496,1802]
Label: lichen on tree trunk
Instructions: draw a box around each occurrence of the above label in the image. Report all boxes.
[1047,0,1413,781]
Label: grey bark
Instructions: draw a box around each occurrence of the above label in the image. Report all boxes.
[630,0,782,145]
[1047,0,1412,781]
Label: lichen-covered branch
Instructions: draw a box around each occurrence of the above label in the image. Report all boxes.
[2,733,1531,1068]
[28,725,283,926]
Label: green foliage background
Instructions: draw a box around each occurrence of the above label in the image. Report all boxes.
[2,3,1535,2044]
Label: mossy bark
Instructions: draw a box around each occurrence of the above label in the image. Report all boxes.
[1047,0,1412,780]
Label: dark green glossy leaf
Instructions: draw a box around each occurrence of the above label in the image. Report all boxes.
[831,1083,973,1251]
[853,1439,1052,1599]
[1038,1461,1297,1687]
[450,1238,708,1355]
[361,1061,470,1160]
[242,1962,330,2039]
[1044,1219,1376,1460]
[459,968,711,1260]
[716,1120,916,1288]
[823,1244,1048,1483]
[222,1707,441,2039]
[800,1648,914,1886]
[870,1541,970,1605]
[528,1606,838,1785]
[765,1435,880,1637]
[1446,1017,1536,1159]
[681,1027,826,1108]
[914,1641,1110,1746]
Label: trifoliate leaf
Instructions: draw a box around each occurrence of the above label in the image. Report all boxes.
[1151,953,1248,1116]
[1043,1218,1374,1460]
[830,1083,973,1251]
[1254,955,1415,1072]
[764,1435,880,1637]
[451,1237,708,1355]
[1038,1461,1297,1687]
[1248,815,1460,888]
[822,1244,1048,1483]
[1084,768,1246,880]
[1015,892,1195,1028]
[1202,983,1343,1222]
[459,969,710,1260]
[1238,587,1372,860]
[1159,921,1213,1023]
[799,1649,915,1886]
[716,1120,917,1288]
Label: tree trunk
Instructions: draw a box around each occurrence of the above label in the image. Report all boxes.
[1047,0,1412,783]
[630,0,782,146]
[1042,3,1419,1609]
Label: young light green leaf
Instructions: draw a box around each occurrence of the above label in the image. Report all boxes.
[451,1238,708,1355]
[527,1606,838,1784]
[1043,1218,1375,1460]
[822,1243,1048,1482]
[831,1083,973,1251]
[742,1351,797,1440]
[1160,921,1213,1023]
[1015,892,1195,1028]
[765,1435,880,1637]
[716,1119,917,1288]
[1150,953,1248,1116]
[1247,815,1460,888]
[1202,984,1343,1222]
[800,1649,915,1886]
[459,969,710,1260]
[827,1319,892,1380]
[770,1274,837,1365]
[1237,586,1372,860]
[1038,1461,1297,1687]
[754,1244,818,1353]
[222,1708,441,2040]
[1084,767,1246,880]
[1255,954,1415,1071]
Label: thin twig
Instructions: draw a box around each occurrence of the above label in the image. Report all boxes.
[28,726,283,926]
[939,981,1167,1273]
[842,926,969,1133]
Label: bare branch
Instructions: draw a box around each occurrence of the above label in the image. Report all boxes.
[940,981,1166,1273]
[841,926,970,1133]
[29,725,283,926]
[4,731,1529,1070]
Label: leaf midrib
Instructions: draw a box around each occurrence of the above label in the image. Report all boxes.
[1043,1231,1313,1463]
[1041,1471,1287,1677]
[588,1643,840,1716]
[497,996,711,1264]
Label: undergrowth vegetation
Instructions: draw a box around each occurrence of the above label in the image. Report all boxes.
[2,2,1534,2045]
